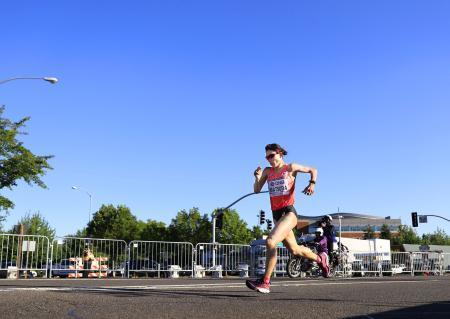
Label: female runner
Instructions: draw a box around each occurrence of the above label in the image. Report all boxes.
[246,143,329,293]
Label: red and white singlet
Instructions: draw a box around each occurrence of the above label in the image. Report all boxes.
[267,164,296,211]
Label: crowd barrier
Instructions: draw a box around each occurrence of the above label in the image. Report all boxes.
[0,234,50,278]
[1,233,449,279]
[128,241,194,278]
[250,245,290,277]
[410,251,443,276]
[195,243,251,277]
[443,253,450,273]
[50,237,127,278]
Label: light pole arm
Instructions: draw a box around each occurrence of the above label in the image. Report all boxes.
[422,214,450,222]
[0,77,58,85]
[213,191,269,218]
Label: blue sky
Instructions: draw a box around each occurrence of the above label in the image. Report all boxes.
[1,1,449,236]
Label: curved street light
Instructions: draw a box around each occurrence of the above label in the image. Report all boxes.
[0,76,58,85]
[72,186,93,224]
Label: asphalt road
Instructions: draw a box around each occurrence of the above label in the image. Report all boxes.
[0,276,449,319]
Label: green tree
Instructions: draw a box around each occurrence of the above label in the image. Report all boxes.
[216,209,253,244]
[380,224,392,240]
[140,219,168,241]
[392,225,421,245]
[86,204,140,242]
[14,212,56,241]
[363,225,375,239]
[250,225,267,240]
[0,106,53,224]
[421,228,450,245]
[167,207,211,244]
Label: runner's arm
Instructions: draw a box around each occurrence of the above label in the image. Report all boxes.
[289,163,317,195]
[254,167,269,193]
[289,163,317,183]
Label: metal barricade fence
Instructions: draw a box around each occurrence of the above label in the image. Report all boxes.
[195,243,251,277]
[410,252,443,276]
[332,249,353,277]
[443,253,450,274]
[0,234,50,278]
[349,252,392,276]
[391,252,413,276]
[275,246,290,275]
[51,237,127,278]
[128,241,194,278]
[250,244,289,277]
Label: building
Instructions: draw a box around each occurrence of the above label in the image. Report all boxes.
[296,212,401,239]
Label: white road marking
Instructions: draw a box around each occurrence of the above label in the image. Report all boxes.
[0,279,437,293]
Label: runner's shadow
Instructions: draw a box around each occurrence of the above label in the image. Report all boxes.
[345,301,450,319]
[58,288,260,299]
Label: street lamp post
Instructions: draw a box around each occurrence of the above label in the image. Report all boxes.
[338,215,343,273]
[72,186,92,224]
[0,77,58,85]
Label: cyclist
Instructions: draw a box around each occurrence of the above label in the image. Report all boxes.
[246,143,330,294]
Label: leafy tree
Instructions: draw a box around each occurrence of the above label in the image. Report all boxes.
[167,207,211,244]
[421,228,450,245]
[140,219,168,241]
[216,209,253,244]
[363,225,375,239]
[380,224,392,240]
[250,225,267,240]
[0,106,53,224]
[86,204,140,242]
[14,212,56,241]
[392,225,421,245]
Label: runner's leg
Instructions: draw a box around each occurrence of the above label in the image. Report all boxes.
[282,221,330,278]
[264,213,297,280]
[283,231,319,260]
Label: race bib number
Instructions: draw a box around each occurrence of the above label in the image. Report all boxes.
[268,177,290,196]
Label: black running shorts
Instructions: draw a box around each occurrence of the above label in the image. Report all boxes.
[272,205,298,222]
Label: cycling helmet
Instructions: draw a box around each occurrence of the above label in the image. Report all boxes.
[314,227,323,236]
[322,215,333,222]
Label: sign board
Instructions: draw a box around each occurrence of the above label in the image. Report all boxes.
[22,240,36,252]
[133,243,138,248]
[419,215,428,223]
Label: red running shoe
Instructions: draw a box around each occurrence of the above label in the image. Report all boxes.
[245,277,271,294]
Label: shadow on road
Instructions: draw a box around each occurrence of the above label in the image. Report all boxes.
[58,287,258,299]
[346,301,450,319]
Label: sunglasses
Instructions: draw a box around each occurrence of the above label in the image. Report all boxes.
[265,153,277,160]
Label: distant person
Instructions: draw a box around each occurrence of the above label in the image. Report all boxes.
[82,247,94,278]
[320,215,336,257]
[313,227,328,256]
[246,143,330,294]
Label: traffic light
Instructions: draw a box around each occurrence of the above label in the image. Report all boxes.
[216,212,224,229]
[267,219,273,231]
[411,212,418,227]
[259,210,266,225]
